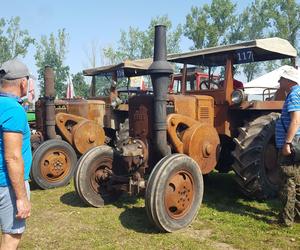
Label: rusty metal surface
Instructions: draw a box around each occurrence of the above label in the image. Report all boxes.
[169,95,215,126]
[235,100,284,110]
[57,99,106,126]
[167,114,199,153]
[91,155,113,196]
[30,131,44,152]
[119,139,148,174]
[182,124,220,174]
[86,100,106,126]
[214,104,231,137]
[72,120,105,154]
[88,97,128,129]
[167,113,220,174]
[224,58,234,105]
[35,98,46,138]
[56,113,105,154]
[129,95,153,141]
[40,147,71,183]
[44,67,55,97]
[164,169,194,219]
[44,67,56,139]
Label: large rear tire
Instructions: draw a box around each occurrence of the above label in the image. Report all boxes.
[30,139,77,189]
[232,113,281,200]
[145,154,204,232]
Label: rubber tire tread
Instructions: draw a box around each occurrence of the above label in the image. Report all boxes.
[145,154,204,232]
[74,145,119,207]
[232,112,280,200]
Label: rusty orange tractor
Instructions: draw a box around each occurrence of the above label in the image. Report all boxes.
[74,25,298,232]
[30,60,151,189]
[74,25,220,232]
[167,37,297,200]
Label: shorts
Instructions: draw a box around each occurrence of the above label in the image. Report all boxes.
[0,181,30,234]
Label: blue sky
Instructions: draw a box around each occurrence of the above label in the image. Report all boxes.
[1,1,251,77]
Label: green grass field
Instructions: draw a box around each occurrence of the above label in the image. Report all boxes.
[18,172,299,250]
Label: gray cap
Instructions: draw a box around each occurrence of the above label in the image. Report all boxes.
[0,59,33,80]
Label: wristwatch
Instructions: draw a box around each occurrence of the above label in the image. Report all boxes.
[285,141,292,146]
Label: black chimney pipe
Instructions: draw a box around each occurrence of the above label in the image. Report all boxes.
[149,25,173,158]
[44,66,57,139]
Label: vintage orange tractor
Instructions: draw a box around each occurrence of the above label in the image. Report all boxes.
[74,25,219,232]
[30,67,106,189]
[74,26,298,231]
[30,60,151,189]
[167,37,297,199]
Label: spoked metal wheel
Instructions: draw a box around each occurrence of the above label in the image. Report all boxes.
[30,139,77,189]
[74,145,121,207]
[145,154,204,232]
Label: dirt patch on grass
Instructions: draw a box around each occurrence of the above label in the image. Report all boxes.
[213,242,239,250]
[180,227,212,241]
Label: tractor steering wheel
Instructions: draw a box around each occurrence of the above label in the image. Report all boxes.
[200,79,220,90]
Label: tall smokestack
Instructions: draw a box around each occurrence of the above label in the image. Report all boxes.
[44,66,56,139]
[149,25,174,158]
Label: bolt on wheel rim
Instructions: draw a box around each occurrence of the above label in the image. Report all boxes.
[164,170,194,219]
[40,149,71,182]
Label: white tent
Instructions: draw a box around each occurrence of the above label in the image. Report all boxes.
[244,65,299,99]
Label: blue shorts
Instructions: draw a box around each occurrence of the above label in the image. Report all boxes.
[0,181,30,234]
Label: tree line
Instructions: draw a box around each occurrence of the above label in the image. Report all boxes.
[0,0,299,98]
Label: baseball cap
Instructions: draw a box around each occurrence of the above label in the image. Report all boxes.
[0,59,34,80]
[280,67,300,85]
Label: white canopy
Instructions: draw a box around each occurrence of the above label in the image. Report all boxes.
[168,38,297,66]
[244,65,299,97]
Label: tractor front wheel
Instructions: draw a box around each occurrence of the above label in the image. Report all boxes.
[30,139,77,189]
[145,154,204,232]
[74,145,121,207]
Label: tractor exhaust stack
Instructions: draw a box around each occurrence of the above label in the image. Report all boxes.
[44,66,56,139]
[149,25,173,158]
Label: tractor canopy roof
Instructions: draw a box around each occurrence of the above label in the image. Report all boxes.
[83,58,153,78]
[167,37,297,67]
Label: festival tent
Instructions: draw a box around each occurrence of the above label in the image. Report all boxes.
[244,65,299,98]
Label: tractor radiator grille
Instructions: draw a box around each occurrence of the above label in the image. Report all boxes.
[199,107,209,119]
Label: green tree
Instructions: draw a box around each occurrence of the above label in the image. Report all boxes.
[266,0,300,68]
[0,16,34,64]
[103,15,182,64]
[35,29,69,98]
[184,0,237,49]
[237,0,271,81]
[184,0,300,81]
[71,72,89,98]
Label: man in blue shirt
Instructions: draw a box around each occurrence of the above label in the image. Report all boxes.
[0,59,32,249]
[275,68,300,227]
